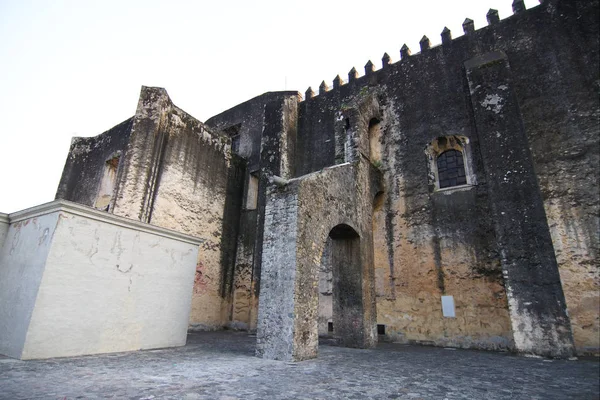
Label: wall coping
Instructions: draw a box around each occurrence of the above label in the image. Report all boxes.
[7,200,204,246]
[288,162,353,184]
[0,213,8,224]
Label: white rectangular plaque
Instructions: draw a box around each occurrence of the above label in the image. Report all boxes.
[441,295,455,318]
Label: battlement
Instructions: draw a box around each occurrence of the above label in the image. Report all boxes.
[301,0,544,102]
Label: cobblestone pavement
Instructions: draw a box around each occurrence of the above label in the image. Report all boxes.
[0,331,598,400]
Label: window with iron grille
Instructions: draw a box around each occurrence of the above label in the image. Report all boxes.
[436,150,467,189]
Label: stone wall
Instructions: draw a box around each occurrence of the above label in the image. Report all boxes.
[206,91,300,173]
[111,87,241,330]
[297,86,515,351]
[511,1,599,355]
[49,0,598,357]
[56,117,133,209]
[57,87,244,331]
[465,51,573,357]
[206,91,300,330]
[290,0,597,355]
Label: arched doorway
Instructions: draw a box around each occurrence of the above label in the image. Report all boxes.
[323,223,366,347]
[256,161,379,361]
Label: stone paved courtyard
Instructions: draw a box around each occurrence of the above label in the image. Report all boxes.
[0,331,598,400]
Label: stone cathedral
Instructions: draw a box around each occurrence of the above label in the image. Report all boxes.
[0,0,597,361]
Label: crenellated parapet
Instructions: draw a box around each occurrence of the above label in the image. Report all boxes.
[300,0,544,103]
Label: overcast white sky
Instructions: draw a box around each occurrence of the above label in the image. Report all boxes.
[0,0,540,213]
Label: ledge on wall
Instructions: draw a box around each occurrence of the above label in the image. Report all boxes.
[5,199,204,246]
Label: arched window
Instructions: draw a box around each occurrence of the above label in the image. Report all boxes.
[424,135,475,191]
[224,123,241,155]
[368,118,382,165]
[94,153,121,212]
[436,150,467,188]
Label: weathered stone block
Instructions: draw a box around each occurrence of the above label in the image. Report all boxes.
[0,200,201,360]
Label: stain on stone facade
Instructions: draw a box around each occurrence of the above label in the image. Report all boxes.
[55,0,598,359]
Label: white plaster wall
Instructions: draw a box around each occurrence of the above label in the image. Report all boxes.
[0,200,201,360]
[20,210,199,359]
[0,212,59,359]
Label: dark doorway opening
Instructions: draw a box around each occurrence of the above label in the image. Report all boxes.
[329,224,364,348]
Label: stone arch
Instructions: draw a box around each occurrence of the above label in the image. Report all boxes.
[256,160,378,361]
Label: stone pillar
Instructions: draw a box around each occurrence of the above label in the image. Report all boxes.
[252,97,299,328]
[255,184,302,361]
[465,51,575,358]
[112,87,171,223]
